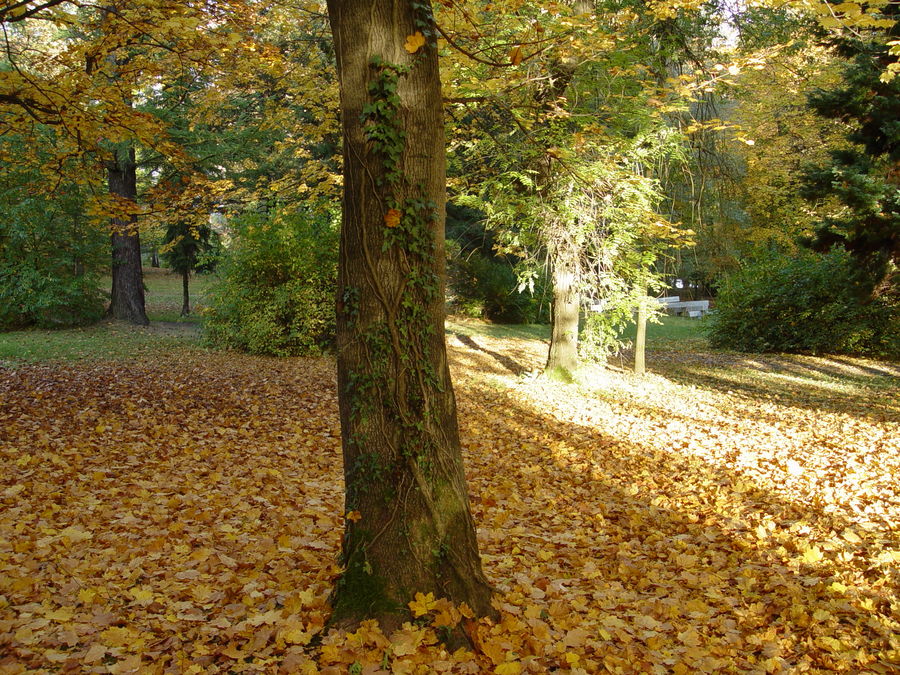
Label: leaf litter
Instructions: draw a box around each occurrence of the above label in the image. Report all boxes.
[0,336,897,673]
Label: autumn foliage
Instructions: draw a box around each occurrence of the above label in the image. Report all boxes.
[1,333,898,672]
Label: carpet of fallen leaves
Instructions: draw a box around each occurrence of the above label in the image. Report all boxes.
[1,332,898,674]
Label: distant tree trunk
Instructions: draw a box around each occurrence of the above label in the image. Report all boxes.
[326,0,494,634]
[107,147,149,326]
[151,249,160,267]
[535,1,592,376]
[181,270,190,316]
[634,297,647,376]
[546,252,580,377]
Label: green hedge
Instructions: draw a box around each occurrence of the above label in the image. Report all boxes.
[707,250,898,357]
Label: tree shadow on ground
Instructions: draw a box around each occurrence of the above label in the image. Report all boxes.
[447,331,529,375]
[645,349,899,422]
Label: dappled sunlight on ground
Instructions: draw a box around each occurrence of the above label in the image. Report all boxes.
[0,336,897,672]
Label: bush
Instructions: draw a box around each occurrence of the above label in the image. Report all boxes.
[447,250,546,323]
[707,250,898,357]
[203,207,338,356]
[0,172,107,329]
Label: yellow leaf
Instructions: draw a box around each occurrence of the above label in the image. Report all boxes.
[45,607,74,622]
[60,526,93,543]
[83,643,107,663]
[802,546,824,563]
[509,46,523,66]
[129,586,154,605]
[281,627,312,645]
[391,624,426,656]
[409,591,438,617]
[677,627,701,647]
[495,663,523,675]
[404,31,426,54]
[78,587,98,604]
[346,510,362,522]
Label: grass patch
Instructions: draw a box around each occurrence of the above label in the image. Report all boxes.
[447,314,708,351]
[0,322,202,365]
[620,314,708,351]
[446,317,550,342]
[0,267,212,365]
[124,267,215,322]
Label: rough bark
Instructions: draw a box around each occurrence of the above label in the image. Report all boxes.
[107,147,149,326]
[545,254,580,377]
[326,0,494,633]
[181,270,190,316]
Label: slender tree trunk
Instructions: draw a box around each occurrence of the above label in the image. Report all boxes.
[107,147,149,326]
[326,0,493,633]
[181,270,190,316]
[151,249,160,268]
[634,297,647,376]
[546,254,580,377]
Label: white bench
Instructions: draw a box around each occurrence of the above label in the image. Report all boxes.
[662,300,710,318]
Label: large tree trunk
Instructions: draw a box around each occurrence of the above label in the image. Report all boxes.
[326,0,494,633]
[107,147,148,326]
[545,254,580,377]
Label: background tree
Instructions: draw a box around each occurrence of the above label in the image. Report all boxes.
[325,0,494,631]
[0,131,106,328]
[800,1,900,297]
[160,215,217,317]
[442,1,692,376]
[0,0,257,325]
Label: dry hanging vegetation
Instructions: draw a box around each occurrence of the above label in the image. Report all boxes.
[0,330,898,674]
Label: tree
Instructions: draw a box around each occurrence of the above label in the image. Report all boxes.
[0,1,259,325]
[440,2,697,377]
[324,0,493,632]
[800,3,900,297]
[161,217,215,317]
[0,131,107,328]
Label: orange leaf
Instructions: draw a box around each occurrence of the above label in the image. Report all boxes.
[384,208,402,228]
[509,46,523,66]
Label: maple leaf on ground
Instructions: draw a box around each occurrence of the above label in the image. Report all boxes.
[0,333,897,672]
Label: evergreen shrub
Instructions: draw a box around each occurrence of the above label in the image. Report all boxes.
[447,248,546,324]
[708,250,898,357]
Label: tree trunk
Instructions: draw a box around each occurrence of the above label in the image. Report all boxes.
[151,249,160,268]
[107,147,148,326]
[545,255,580,377]
[326,0,494,633]
[634,298,647,376]
[181,269,190,316]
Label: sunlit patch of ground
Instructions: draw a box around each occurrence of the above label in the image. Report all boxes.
[1,335,897,673]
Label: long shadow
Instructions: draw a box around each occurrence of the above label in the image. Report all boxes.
[647,349,900,422]
[456,381,899,671]
[447,331,529,375]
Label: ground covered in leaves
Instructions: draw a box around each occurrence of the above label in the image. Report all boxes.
[1,330,898,673]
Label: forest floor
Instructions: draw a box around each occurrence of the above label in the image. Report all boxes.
[0,311,898,673]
